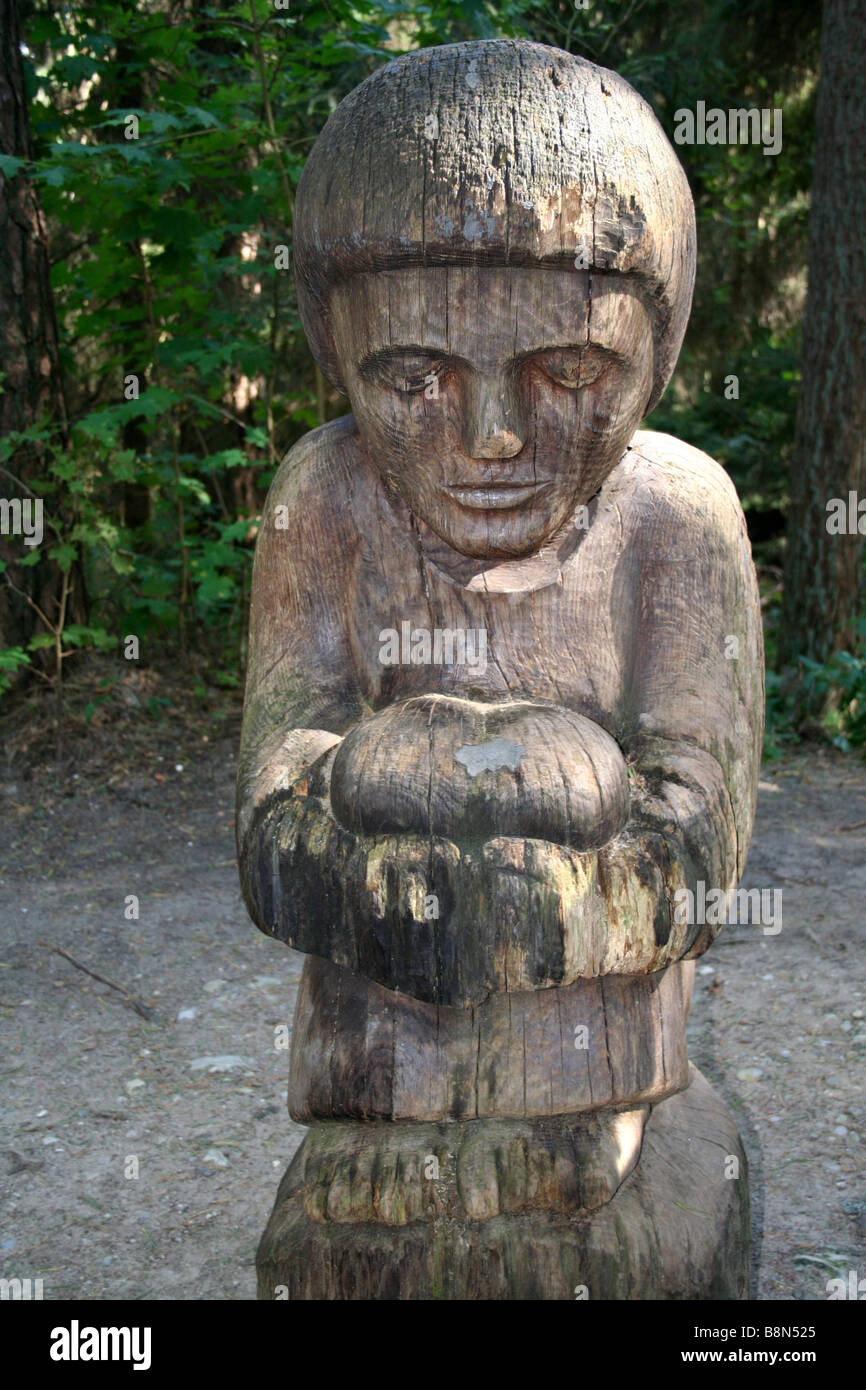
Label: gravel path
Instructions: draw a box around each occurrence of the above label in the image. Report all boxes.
[1,739,863,1299]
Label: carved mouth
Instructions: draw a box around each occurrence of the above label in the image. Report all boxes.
[442,481,552,511]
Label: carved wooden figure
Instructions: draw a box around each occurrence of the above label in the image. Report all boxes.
[237,39,763,1300]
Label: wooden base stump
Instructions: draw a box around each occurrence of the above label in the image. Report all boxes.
[257,1064,749,1300]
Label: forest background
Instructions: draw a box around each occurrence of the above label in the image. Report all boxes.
[1,0,864,764]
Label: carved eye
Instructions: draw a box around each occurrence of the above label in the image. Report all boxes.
[531,347,614,390]
[366,351,445,394]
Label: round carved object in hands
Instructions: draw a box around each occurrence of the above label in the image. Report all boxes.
[330,695,628,851]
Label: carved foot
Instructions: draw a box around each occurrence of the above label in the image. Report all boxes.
[257,1065,749,1300]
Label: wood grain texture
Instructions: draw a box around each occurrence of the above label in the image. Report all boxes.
[330,695,629,850]
[239,38,755,1299]
[289,956,693,1122]
[238,424,763,1006]
[293,40,696,413]
[257,1065,749,1300]
[283,1107,648,1225]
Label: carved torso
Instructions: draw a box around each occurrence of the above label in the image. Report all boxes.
[242,36,759,1300]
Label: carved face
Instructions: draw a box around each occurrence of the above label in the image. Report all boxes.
[330,265,655,559]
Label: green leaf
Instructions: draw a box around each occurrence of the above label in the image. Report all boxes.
[0,647,31,671]
[49,542,78,572]
[62,625,115,650]
[39,163,68,187]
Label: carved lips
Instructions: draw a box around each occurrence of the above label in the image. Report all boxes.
[442,480,554,510]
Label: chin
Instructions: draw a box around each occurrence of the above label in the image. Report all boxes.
[434,509,559,560]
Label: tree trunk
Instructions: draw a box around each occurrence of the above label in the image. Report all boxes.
[778,0,866,696]
[0,0,68,651]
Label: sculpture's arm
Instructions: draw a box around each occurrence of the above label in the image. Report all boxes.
[597,437,765,961]
[236,425,366,882]
[236,427,497,957]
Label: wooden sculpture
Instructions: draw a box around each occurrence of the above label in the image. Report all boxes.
[237,38,763,1300]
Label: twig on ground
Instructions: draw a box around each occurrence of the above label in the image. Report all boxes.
[37,941,155,1020]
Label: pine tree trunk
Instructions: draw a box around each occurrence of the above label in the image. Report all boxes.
[0,0,68,651]
[778,0,866,696]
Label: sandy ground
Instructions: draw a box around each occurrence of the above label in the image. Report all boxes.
[1,734,864,1300]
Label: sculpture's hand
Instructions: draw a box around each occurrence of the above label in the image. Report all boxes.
[329,695,629,852]
[238,721,742,1002]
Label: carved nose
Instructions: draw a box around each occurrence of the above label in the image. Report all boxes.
[464,374,523,459]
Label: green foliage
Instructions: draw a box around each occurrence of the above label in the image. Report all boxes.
[763,651,866,757]
[0,646,31,696]
[800,638,866,752]
[763,582,866,753]
[7,0,530,696]
[5,0,834,748]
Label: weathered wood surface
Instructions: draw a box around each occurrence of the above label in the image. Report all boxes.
[293,39,696,415]
[281,1108,649,1225]
[236,38,761,1299]
[258,1065,749,1301]
[289,956,694,1122]
[237,423,762,1006]
[237,42,762,1014]
[237,430,756,1011]
[331,696,629,851]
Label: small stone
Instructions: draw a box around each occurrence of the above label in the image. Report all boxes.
[698,965,714,976]
[203,980,226,994]
[177,1008,196,1021]
[189,1055,252,1072]
[202,1149,228,1167]
[834,1125,848,1137]
[737,1068,763,1082]
[835,1113,852,1125]
[125,1079,145,1092]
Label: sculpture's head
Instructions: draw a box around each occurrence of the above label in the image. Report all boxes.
[294,40,695,559]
